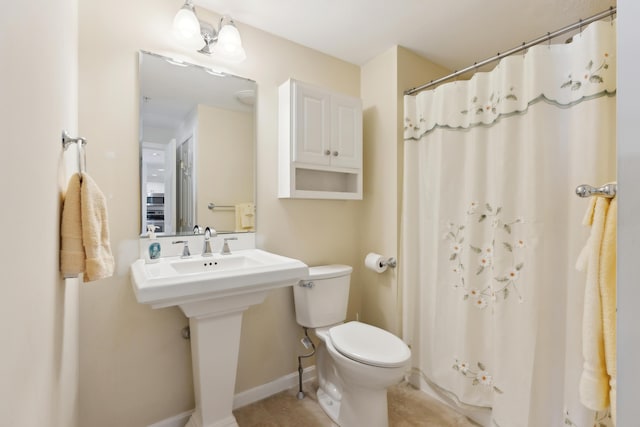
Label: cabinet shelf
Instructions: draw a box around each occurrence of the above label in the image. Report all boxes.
[278,79,362,200]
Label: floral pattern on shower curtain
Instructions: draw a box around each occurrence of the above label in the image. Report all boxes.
[401,21,616,427]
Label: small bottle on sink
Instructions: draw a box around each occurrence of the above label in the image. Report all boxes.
[145,224,161,264]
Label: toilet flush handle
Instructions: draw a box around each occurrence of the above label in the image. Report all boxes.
[299,281,314,289]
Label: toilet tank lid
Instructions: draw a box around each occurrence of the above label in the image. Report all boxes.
[307,265,352,280]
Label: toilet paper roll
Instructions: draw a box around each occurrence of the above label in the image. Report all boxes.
[365,252,387,273]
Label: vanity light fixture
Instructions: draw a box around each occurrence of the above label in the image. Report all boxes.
[235,89,256,106]
[172,0,247,62]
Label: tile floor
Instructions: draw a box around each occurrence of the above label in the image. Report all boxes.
[233,381,479,426]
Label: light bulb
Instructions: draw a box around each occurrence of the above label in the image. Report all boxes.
[216,22,246,61]
[172,2,200,40]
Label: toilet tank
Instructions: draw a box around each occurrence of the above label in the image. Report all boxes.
[293,265,352,328]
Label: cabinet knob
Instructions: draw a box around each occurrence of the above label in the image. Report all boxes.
[332,151,339,156]
[324,149,331,155]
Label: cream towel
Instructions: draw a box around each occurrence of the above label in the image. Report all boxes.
[80,173,115,282]
[235,202,255,232]
[60,173,85,277]
[60,173,115,282]
[600,197,616,424]
[576,197,611,411]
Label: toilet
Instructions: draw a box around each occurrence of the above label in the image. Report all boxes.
[293,265,411,427]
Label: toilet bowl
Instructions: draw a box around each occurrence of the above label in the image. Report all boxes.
[293,265,411,427]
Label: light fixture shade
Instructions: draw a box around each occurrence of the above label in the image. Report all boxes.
[216,22,246,62]
[172,2,200,40]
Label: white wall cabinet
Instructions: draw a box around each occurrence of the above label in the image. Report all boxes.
[279,79,363,199]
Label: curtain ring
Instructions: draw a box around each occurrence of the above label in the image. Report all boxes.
[579,18,583,34]
[610,6,614,25]
[547,32,551,49]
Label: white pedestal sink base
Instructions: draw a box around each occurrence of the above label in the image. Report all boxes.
[185,413,237,427]
[130,249,308,427]
[180,291,270,427]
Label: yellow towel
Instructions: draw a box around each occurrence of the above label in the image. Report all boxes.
[600,197,616,424]
[576,197,611,412]
[80,173,115,282]
[60,173,115,282]
[235,202,255,232]
[60,174,85,277]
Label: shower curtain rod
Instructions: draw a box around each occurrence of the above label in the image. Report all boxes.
[405,6,616,95]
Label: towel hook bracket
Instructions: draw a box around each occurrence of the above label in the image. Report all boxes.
[61,130,87,150]
[62,130,88,174]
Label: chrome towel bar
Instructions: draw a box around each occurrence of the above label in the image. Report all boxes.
[207,203,235,210]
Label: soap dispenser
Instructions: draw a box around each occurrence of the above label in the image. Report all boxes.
[145,224,161,263]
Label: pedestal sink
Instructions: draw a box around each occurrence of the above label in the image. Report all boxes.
[131,248,308,427]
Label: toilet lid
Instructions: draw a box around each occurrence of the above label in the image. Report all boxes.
[329,321,411,368]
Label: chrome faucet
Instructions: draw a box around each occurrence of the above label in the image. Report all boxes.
[172,240,191,258]
[220,237,237,255]
[202,227,216,257]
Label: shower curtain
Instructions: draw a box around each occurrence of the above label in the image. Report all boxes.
[402,21,616,427]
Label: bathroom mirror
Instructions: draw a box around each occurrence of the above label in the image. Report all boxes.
[139,51,256,236]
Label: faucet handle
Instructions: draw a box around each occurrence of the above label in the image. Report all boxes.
[172,240,191,258]
[220,237,238,255]
[193,225,203,234]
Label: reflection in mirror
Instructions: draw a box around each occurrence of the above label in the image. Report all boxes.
[139,51,256,236]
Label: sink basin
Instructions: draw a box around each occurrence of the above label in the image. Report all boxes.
[169,254,261,274]
[131,248,308,309]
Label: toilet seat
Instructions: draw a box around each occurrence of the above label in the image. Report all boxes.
[328,321,411,368]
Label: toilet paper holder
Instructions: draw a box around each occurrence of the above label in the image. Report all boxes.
[364,252,397,273]
[382,257,397,268]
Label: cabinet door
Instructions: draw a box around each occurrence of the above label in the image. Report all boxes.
[293,82,331,166]
[331,94,362,169]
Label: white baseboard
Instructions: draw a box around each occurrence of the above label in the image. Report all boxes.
[148,410,194,427]
[233,365,316,409]
[148,366,317,427]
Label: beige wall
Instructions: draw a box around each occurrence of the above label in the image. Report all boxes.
[196,104,254,232]
[359,47,401,333]
[1,0,79,426]
[359,46,449,335]
[78,0,360,425]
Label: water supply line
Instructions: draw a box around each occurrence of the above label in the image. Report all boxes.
[296,327,316,400]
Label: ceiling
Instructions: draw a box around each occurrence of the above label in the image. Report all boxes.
[195,0,616,70]
[140,51,255,130]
